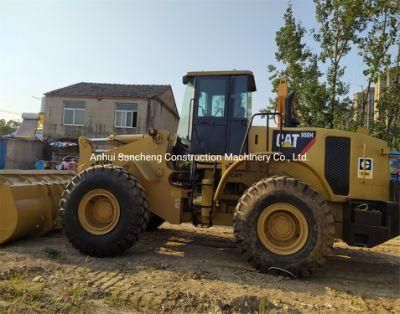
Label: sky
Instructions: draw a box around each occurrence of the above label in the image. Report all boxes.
[0,0,369,123]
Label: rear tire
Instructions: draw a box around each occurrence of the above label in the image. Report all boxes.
[60,166,149,257]
[233,176,334,277]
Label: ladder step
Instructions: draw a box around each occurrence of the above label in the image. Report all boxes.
[189,160,217,227]
[192,205,213,209]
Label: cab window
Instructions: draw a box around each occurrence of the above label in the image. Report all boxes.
[231,76,251,119]
[197,77,227,118]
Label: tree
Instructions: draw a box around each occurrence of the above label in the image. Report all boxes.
[357,0,400,128]
[0,119,20,135]
[295,55,329,127]
[313,0,369,128]
[372,44,400,149]
[267,3,328,127]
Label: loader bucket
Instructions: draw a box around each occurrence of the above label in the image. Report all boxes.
[0,170,74,245]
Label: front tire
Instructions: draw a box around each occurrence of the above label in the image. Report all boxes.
[233,176,334,277]
[60,166,149,257]
[146,212,165,231]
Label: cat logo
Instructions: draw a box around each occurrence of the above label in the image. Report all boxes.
[276,133,300,148]
[358,157,373,179]
[272,130,316,158]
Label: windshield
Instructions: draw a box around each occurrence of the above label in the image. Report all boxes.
[176,81,194,144]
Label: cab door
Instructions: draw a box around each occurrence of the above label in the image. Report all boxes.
[191,76,228,154]
[227,75,250,153]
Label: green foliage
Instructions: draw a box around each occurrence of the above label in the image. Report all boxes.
[371,66,400,149]
[0,119,20,135]
[43,247,62,260]
[258,299,268,314]
[105,288,131,305]
[0,274,44,303]
[267,0,399,148]
[68,284,84,305]
[356,0,400,128]
[359,0,399,82]
[314,0,370,129]
[267,4,328,127]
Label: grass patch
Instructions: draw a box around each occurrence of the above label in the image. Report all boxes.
[68,285,84,304]
[259,299,268,314]
[0,273,26,299]
[43,247,62,260]
[0,281,25,300]
[30,285,44,301]
[0,274,44,302]
[105,288,131,306]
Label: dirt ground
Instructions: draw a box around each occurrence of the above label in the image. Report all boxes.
[0,223,399,313]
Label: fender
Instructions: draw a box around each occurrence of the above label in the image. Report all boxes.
[78,135,164,181]
[214,153,339,203]
[77,132,182,224]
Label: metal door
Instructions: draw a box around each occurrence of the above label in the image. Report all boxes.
[191,76,229,154]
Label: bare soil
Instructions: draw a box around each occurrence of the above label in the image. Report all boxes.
[0,223,399,313]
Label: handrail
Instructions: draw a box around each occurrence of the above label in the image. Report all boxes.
[239,112,283,155]
[188,98,194,140]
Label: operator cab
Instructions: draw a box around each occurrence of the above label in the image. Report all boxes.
[176,70,256,154]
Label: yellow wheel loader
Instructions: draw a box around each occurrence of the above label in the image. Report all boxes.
[1,70,399,277]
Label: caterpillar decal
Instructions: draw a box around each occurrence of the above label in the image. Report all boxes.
[272,130,316,158]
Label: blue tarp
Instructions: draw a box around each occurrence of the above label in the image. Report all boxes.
[0,140,6,169]
[390,151,400,181]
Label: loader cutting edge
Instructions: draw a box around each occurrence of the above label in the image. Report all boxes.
[0,170,74,245]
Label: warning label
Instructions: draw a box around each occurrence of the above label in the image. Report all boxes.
[358,157,373,179]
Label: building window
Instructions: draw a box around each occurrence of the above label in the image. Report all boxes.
[63,101,85,126]
[115,103,138,128]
